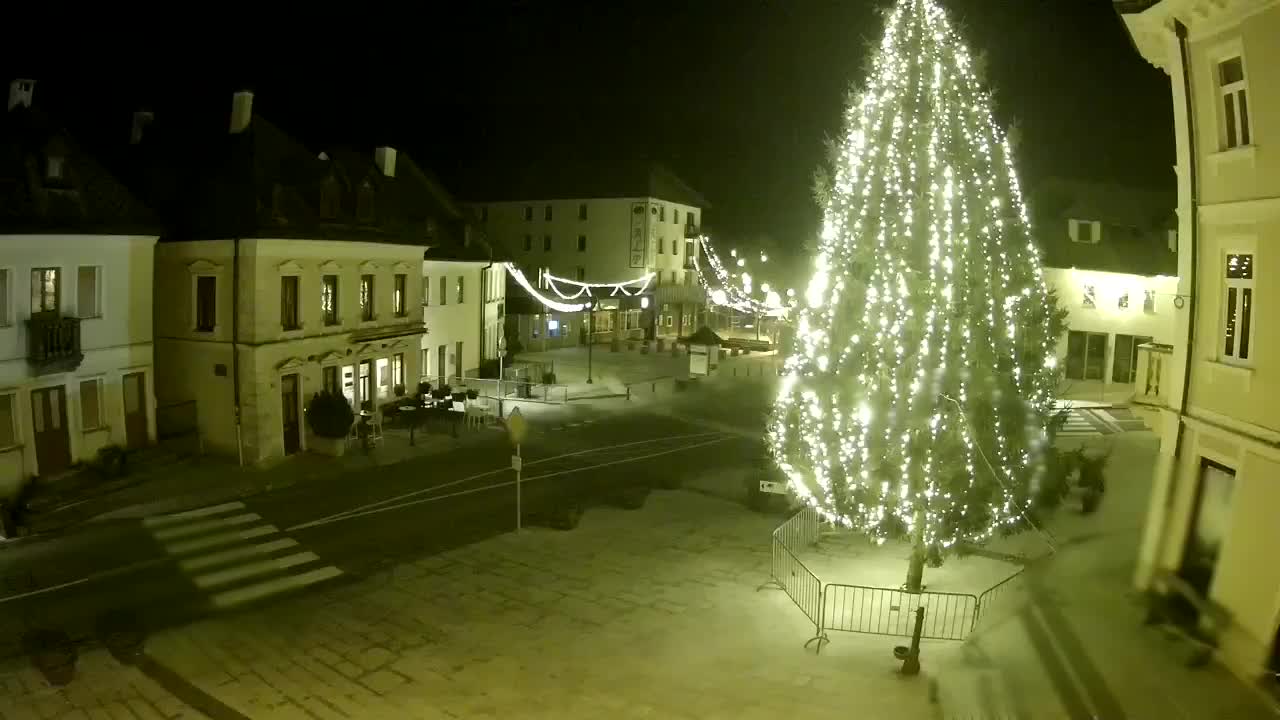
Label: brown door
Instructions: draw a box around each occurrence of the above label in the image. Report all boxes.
[123,372,148,450]
[31,386,71,476]
[281,373,301,455]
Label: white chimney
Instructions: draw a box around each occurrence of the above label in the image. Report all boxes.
[374,146,397,178]
[131,110,154,145]
[7,79,35,111]
[229,90,254,134]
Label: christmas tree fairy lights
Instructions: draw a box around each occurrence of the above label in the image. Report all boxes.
[695,235,792,317]
[769,0,1062,588]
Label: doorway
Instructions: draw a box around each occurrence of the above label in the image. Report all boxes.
[122,372,148,450]
[341,365,356,409]
[1180,459,1235,601]
[281,373,301,456]
[358,361,373,411]
[1065,331,1108,381]
[1112,334,1153,384]
[31,385,71,476]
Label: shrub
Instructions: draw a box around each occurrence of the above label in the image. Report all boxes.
[307,391,355,439]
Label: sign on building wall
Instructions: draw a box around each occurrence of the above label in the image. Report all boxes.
[629,202,648,268]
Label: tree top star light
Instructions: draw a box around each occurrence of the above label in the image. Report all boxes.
[768,0,1064,590]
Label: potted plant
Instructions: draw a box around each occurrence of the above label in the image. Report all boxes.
[306,391,355,457]
[393,383,406,398]
[466,389,480,400]
[94,445,129,479]
[23,629,77,687]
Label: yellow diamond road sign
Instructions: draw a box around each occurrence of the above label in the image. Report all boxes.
[506,407,528,445]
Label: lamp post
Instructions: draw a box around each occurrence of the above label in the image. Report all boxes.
[586,299,596,384]
[497,336,507,418]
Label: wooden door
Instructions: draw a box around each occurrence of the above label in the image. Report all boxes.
[123,372,148,450]
[281,373,301,455]
[31,386,71,476]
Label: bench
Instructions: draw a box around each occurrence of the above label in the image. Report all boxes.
[1145,569,1231,668]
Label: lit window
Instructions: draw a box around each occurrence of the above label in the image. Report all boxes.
[1082,285,1096,309]
[360,274,375,321]
[394,274,407,316]
[322,275,339,325]
[1222,253,1254,363]
[1218,56,1251,150]
[456,276,465,304]
[46,155,64,181]
[31,267,60,313]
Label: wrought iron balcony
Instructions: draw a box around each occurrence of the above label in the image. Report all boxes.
[27,311,83,375]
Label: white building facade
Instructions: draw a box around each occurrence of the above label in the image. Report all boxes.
[421,257,505,386]
[1,80,159,500]
[1119,0,1280,687]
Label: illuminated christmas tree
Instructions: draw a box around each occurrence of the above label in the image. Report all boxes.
[769,0,1066,591]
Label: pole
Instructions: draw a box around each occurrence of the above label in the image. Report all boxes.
[498,350,505,418]
[586,303,594,384]
[515,443,523,532]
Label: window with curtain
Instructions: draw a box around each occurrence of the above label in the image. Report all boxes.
[394,274,407,316]
[31,267,60,313]
[322,275,338,325]
[360,274,375,321]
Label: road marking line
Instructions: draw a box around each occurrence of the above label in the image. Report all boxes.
[297,430,727,528]
[179,538,299,572]
[288,436,731,532]
[143,501,246,528]
[0,576,89,604]
[193,551,320,589]
[152,513,262,541]
[164,525,276,555]
[210,566,343,609]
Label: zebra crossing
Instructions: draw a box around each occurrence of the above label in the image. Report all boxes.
[1053,403,1147,438]
[143,501,342,610]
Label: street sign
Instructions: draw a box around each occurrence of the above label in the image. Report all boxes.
[511,455,522,472]
[506,407,528,445]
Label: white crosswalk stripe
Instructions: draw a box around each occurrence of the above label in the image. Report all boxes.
[144,501,342,610]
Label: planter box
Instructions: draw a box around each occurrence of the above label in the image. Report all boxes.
[309,435,347,457]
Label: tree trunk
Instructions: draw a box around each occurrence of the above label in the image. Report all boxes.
[903,505,927,592]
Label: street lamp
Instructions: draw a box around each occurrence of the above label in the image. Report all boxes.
[497,335,507,417]
[586,299,596,384]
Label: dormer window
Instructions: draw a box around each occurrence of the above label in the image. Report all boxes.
[356,180,375,223]
[45,155,64,181]
[1069,219,1100,244]
[319,177,340,220]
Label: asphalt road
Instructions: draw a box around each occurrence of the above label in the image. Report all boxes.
[0,404,757,662]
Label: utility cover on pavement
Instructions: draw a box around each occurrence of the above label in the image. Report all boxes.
[506,407,528,445]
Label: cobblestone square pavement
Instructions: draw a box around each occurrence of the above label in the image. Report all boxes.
[1,489,937,719]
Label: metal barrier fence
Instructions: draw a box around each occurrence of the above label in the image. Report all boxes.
[821,584,977,643]
[763,507,1030,650]
[450,376,570,405]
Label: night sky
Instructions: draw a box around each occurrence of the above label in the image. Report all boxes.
[17,0,1171,265]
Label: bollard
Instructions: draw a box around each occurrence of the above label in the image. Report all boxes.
[626,385,631,401]
[893,606,926,676]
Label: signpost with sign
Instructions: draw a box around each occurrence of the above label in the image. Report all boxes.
[506,407,528,531]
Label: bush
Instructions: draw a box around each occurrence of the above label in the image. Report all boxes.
[94,445,129,479]
[307,391,355,439]
[393,383,405,398]
[417,381,432,398]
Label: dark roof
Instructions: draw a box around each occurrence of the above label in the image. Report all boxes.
[459,154,709,209]
[1113,0,1162,13]
[0,101,158,235]
[681,326,724,346]
[1031,177,1176,276]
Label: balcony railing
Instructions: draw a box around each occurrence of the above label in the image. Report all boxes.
[1133,342,1174,408]
[27,311,83,375]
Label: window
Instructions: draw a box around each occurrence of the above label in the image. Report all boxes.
[687,213,697,228]
[1082,284,1096,309]
[544,205,553,221]
[674,209,680,225]
[376,357,390,398]
[439,275,448,306]
[577,235,587,252]
[392,353,405,390]
[77,266,101,318]
[1117,292,1129,310]
[523,235,533,252]
[0,393,16,448]
[672,240,679,255]
[454,341,463,377]
[195,276,216,331]
[0,269,9,326]
[532,314,541,339]
[659,206,666,222]
[80,379,103,430]
[670,270,677,285]
[576,266,586,281]
[456,275,465,304]
[357,180,375,223]
[1223,253,1254,363]
[1069,219,1100,244]
[281,275,300,330]
[543,235,552,252]
[524,206,533,221]
[1144,289,1156,314]
[46,155,64,181]
[658,238,665,254]
[31,267,60,313]
[394,274,407,317]
[1065,330,1108,380]
[423,276,430,307]
[322,275,339,325]
[360,274,375,321]
[323,366,339,394]
[578,203,588,220]
[1218,56,1251,150]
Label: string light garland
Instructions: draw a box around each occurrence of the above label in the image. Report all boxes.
[543,271,654,300]
[694,234,792,317]
[768,0,1061,567]
[505,264,589,313]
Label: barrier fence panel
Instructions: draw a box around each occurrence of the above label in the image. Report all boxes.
[761,507,826,646]
[973,567,1028,632]
[822,584,977,642]
[451,376,569,405]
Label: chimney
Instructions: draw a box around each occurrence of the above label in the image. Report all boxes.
[7,78,35,111]
[130,110,154,145]
[374,146,397,178]
[229,90,254,134]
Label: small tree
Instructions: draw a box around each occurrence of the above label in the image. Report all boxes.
[306,391,354,439]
